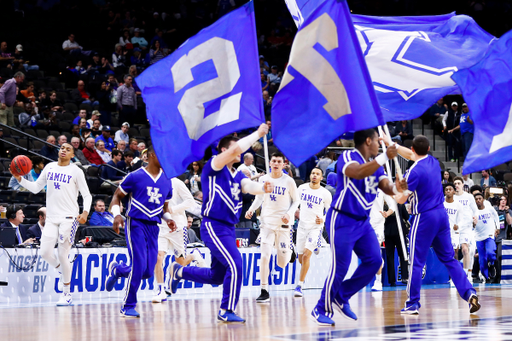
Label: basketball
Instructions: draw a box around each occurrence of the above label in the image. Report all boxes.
[10,155,33,177]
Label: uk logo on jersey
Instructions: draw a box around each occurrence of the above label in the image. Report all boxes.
[147,187,162,204]
[307,203,313,209]
[270,195,277,202]
[365,176,378,194]
[230,182,240,201]
[54,182,61,190]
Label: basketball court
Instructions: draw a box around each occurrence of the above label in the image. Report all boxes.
[2,284,510,340]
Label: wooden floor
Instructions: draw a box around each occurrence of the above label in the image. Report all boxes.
[2,285,512,341]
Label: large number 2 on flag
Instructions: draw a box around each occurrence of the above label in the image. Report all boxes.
[279,13,351,120]
[171,37,242,140]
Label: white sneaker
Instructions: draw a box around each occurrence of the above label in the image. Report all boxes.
[449,279,455,287]
[372,280,382,291]
[57,274,63,292]
[191,248,206,267]
[152,287,168,303]
[468,274,473,283]
[56,292,72,306]
[478,273,486,284]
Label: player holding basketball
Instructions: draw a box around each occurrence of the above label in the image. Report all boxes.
[387,135,480,315]
[169,124,273,323]
[152,177,205,303]
[245,151,299,303]
[312,129,407,326]
[105,145,176,318]
[294,167,332,297]
[11,143,92,306]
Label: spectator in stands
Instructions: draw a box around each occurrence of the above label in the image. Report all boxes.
[117,74,137,123]
[37,106,59,129]
[267,65,282,86]
[30,156,45,181]
[131,148,148,171]
[89,200,115,226]
[37,90,46,104]
[87,110,102,129]
[149,40,167,65]
[0,41,14,69]
[71,136,90,165]
[116,140,127,153]
[8,172,33,191]
[187,215,202,244]
[185,161,202,194]
[0,71,24,126]
[383,200,409,286]
[43,91,63,112]
[91,119,102,138]
[131,28,149,50]
[128,66,142,94]
[83,137,105,165]
[27,207,46,239]
[21,82,36,102]
[480,169,497,188]
[72,125,81,140]
[18,102,39,127]
[102,149,124,182]
[237,153,262,180]
[95,126,115,151]
[62,34,94,57]
[73,109,88,125]
[115,122,130,143]
[316,151,335,174]
[130,49,147,72]
[459,103,474,160]
[444,102,461,162]
[40,135,59,161]
[128,138,140,157]
[396,120,413,141]
[262,90,272,119]
[71,80,99,106]
[57,135,67,147]
[428,98,446,133]
[442,170,453,185]
[13,44,38,71]
[96,140,112,163]
[107,74,120,90]
[112,44,128,73]
[261,72,268,91]
[187,191,203,218]
[119,29,132,48]
[86,53,102,74]
[118,150,134,172]
[462,169,474,192]
[1,205,34,245]
[137,142,146,153]
[259,119,273,145]
[326,172,337,196]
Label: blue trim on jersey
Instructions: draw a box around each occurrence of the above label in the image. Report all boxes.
[129,197,164,218]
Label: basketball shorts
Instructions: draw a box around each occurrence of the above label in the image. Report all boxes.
[158,227,188,258]
[259,224,293,253]
[44,216,80,244]
[296,227,322,254]
[450,231,460,249]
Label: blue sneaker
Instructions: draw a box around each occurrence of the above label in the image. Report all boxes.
[310,307,335,326]
[120,308,140,318]
[294,285,303,297]
[333,300,357,321]
[401,303,420,315]
[217,310,246,323]
[169,262,183,294]
[105,261,119,292]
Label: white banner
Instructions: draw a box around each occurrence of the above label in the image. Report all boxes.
[0,246,358,306]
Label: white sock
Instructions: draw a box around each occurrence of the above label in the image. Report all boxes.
[376,274,382,282]
[63,283,70,294]
[261,284,269,291]
[220,309,226,314]
[177,267,183,277]
[158,282,164,289]
[298,281,304,288]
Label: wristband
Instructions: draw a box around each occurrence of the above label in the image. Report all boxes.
[237,130,260,153]
[375,153,389,166]
[162,212,172,222]
[111,205,121,218]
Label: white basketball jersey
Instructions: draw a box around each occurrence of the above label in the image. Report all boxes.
[454,192,478,233]
[297,183,332,230]
[159,178,195,235]
[443,200,463,232]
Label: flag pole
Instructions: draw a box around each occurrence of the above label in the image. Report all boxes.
[377,126,408,261]
[263,135,270,175]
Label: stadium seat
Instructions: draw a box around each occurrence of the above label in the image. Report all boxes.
[87,167,99,177]
[32,140,45,151]
[64,103,78,113]
[140,128,151,138]
[86,177,101,193]
[23,128,37,137]
[79,103,92,112]
[0,190,16,202]
[23,204,42,218]
[36,129,49,139]
[30,192,46,204]
[14,191,32,203]
[0,176,10,189]
[128,127,139,137]
[62,112,75,122]
[503,173,512,184]
[403,140,414,148]
[49,130,60,137]
[59,121,71,131]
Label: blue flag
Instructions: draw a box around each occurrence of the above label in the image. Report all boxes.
[451,30,512,175]
[272,0,384,166]
[136,2,263,178]
[284,0,496,121]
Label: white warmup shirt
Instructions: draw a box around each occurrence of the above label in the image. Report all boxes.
[297,183,332,230]
[444,199,463,233]
[475,206,500,241]
[248,173,299,228]
[369,190,397,243]
[20,162,92,220]
[158,178,195,234]
[454,192,479,234]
